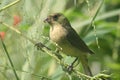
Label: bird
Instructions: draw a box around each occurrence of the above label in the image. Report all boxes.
[44,13,94,76]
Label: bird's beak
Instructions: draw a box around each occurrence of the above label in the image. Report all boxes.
[44,17,51,23]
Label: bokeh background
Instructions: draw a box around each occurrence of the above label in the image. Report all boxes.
[0,0,120,80]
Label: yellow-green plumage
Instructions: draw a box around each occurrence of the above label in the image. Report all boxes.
[44,13,94,76]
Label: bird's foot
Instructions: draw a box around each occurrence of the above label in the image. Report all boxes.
[35,42,44,50]
[35,42,51,51]
[67,64,74,74]
[62,63,74,74]
[62,65,73,74]
[62,58,78,74]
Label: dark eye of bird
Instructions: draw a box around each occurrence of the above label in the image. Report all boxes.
[53,15,58,20]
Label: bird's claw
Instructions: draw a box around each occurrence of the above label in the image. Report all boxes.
[67,64,74,74]
[62,64,74,74]
[62,58,78,74]
[35,42,51,52]
[35,42,45,50]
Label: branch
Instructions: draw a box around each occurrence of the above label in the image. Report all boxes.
[0,0,21,12]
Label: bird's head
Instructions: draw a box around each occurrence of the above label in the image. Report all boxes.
[44,13,69,26]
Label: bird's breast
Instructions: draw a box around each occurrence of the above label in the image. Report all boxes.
[50,25,68,43]
[49,25,85,57]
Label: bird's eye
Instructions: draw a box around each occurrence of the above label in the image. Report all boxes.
[53,15,58,20]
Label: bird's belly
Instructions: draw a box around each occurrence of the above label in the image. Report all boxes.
[50,25,67,43]
[59,40,84,57]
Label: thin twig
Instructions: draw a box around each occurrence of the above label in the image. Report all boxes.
[0,0,21,12]
[0,36,19,80]
[0,65,51,80]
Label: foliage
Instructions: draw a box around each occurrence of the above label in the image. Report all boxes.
[0,0,120,80]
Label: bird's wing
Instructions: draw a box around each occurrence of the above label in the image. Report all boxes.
[66,27,94,54]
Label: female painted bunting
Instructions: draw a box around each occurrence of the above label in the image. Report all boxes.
[44,13,94,76]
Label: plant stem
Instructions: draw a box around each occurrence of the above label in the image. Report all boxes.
[0,0,21,12]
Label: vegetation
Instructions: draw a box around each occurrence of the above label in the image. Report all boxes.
[0,0,120,80]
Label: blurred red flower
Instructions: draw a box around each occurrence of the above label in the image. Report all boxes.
[13,15,21,26]
[0,32,5,40]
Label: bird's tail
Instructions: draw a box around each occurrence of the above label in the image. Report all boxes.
[79,55,93,76]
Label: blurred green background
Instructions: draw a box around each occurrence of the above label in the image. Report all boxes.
[0,0,120,80]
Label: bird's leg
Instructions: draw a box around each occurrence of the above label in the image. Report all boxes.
[35,42,51,51]
[54,48,63,60]
[73,58,80,67]
[67,57,78,73]
[55,48,60,53]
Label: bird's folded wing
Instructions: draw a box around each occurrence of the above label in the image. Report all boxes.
[66,28,94,54]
